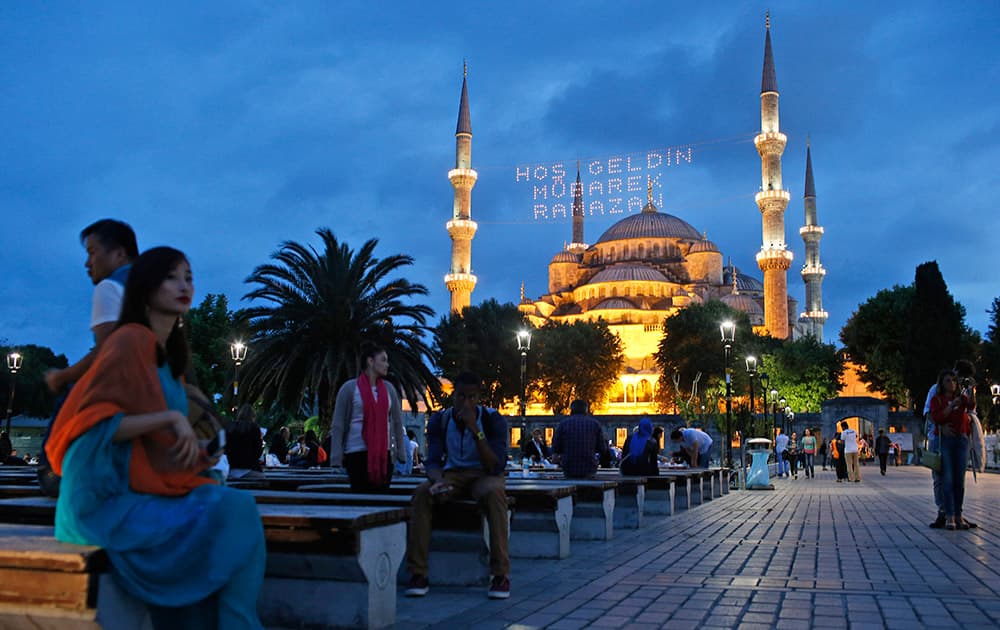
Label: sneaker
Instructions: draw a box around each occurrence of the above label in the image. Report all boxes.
[405,574,429,597]
[488,575,510,599]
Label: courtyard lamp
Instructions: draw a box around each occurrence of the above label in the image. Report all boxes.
[991,383,999,430]
[745,356,758,439]
[758,372,770,438]
[230,341,248,409]
[784,405,792,435]
[720,321,736,468]
[517,329,532,447]
[5,352,22,433]
[770,388,779,434]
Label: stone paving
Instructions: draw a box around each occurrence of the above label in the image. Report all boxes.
[395,465,1000,629]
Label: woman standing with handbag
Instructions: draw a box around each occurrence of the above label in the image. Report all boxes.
[930,369,975,530]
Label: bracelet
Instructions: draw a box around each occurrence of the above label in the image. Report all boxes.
[475,431,486,441]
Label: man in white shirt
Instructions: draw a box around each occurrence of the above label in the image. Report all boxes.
[45,219,138,392]
[840,420,861,482]
[38,220,137,496]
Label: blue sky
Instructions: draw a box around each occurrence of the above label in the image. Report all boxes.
[2,1,998,361]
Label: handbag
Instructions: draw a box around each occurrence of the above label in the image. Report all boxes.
[921,436,941,473]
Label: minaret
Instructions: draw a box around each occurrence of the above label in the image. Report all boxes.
[799,141,828,339]
[567,160,586,253]
[753,13,793,339]
[445,62,478,313]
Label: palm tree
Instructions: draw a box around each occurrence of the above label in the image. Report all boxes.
[239,228,441,433]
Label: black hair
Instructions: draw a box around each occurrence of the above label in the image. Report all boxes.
[117,246,190,377]
[360,343,387,373]
[453,371,481,388]
[670,429,683,441]
[81,219,139,259]
[305,429,318,443]
[840,420,849,430]
[936,368,957,392]
[406,429,416,440]
[569,399,589,415]
[954,359,975,378]
[652,426,664,438]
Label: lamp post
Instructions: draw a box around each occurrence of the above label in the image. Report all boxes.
[745,356,757,440]
[720,321,736,468]
[770,388,779,435]
[758,372,769,439]
[5,352,22,433]
[516,329,532,447]
[230,341,248,410]
[779,397,787,435]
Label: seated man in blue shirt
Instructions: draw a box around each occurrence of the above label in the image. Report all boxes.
[405,372,510,600]
[552,399,607,479]
[670,427,713,468]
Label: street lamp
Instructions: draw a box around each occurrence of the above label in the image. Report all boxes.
[992,383,1000,432]
[745,356,757,439]
[230,341,248,407]
[5,352,22,433]
[770,388,779,434]
[784,405,792,435]
[516,329,532,445]
[758,372,769,438]
[720,321,736,468]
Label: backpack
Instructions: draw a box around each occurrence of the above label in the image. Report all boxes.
[831,440,840,460]
[316,446,328,464]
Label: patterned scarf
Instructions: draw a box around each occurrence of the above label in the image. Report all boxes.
[358,371,389,484]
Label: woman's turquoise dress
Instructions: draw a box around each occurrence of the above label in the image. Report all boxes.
[55,364,265,629]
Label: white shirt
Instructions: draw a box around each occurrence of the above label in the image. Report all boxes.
[842,429,859,454]
[90,278,124,330]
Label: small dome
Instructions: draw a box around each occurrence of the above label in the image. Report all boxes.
[721,292,763,317]
[595,211,702,243]
[689,239,720,254]
[588,265,669,284]
[550,250,581,264]
[593,297,640,310]
[723,266,764,293]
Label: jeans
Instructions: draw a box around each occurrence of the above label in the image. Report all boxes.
[928,435,942,512]
[802,453,815,477]
[776,451,788,476]
[940,434,969,519]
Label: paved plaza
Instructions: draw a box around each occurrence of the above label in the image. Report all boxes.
[394,466,1000,629]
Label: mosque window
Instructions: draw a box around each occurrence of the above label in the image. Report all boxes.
[638,243,645,258]
[599,287,606,298]
[610,247,616,260]
[611,287,618,297]
[625,286,631,296]
[653,243,660,258]
[623,244,630,258]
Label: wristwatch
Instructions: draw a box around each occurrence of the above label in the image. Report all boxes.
[474,431,486,441]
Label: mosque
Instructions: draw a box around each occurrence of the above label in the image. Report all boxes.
[443,18,828,414]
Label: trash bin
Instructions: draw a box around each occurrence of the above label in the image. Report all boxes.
[745,438,773,490]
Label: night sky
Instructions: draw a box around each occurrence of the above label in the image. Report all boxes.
[2,1,998,361]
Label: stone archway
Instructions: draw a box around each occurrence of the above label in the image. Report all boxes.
[821,396,889,439]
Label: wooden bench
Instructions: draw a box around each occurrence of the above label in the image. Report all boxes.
[0,498,409,629]
[0,522,153,630]
[290,482,514,586]
[512,477,617,541]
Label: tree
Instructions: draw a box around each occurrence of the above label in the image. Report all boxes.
[655,300,769,414]
[759,336,845,413]
[983,297,1000,386]
[239,229,441,434]
[839,285,913,407]
[533,319,624,414]
[432,299,528,409]
[0,343,68,419]
[185,293,245,408]
[903,261,977,408]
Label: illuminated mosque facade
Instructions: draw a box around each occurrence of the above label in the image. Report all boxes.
[445,19,827,413]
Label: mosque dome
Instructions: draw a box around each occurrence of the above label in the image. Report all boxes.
[721,292,764,320]
[593,297,640,310]
[723,266,764,293]
[588,265,669,284]
[688,239,720,254]
[595,211,702,243]
[550,250,581,263]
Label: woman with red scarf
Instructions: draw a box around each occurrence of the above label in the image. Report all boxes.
[930,368,976,531]
[331,345,407,491]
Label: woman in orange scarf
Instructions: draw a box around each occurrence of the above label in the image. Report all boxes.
[46,247,265,629]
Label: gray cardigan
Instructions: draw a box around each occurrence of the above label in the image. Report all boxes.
[330,377,407,467]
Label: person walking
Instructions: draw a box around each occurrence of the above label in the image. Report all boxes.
[930,369,976,530]
[774,430,789,478]
[875,429,891,476]
[841,421,861,482]
[787,432,800,479]
[819,437,828,470]
[800,429,817,479]
[833,433,848,482]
